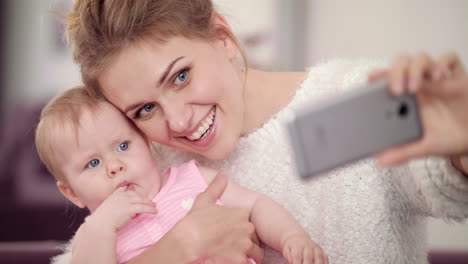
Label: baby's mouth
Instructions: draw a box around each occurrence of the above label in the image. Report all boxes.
[116,181,134,191]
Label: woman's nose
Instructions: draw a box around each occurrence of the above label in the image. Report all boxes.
[107,159,125,177]
[164,104,193,133]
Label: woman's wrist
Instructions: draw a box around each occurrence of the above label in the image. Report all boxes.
[450,155,468,177]
[169,216,203,263]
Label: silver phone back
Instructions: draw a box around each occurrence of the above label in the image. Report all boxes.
[288,79,423,178]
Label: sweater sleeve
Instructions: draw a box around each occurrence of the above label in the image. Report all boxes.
[391,157,468,221]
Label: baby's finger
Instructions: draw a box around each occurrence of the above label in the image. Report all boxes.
[134,200,157,209]
[114,185,128,193]
[120,191,147,204]
[408,53,432,93]
[130,204,158,216]
[389,54,410,96]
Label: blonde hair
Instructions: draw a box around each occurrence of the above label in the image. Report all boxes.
[65,0,247,98]
[35,87,102,182]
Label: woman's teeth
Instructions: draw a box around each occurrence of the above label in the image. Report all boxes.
[187,108,215,141]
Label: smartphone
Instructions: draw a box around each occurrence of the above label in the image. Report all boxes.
[287,78,423,179]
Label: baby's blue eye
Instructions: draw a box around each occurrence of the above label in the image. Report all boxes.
[118,142,129,151]
[174,69,188,85]
[88,159,100,168]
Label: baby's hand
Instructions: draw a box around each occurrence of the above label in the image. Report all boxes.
[87,186,157,233]
[282,233,328,264]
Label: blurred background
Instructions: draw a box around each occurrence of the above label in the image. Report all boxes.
[0,0,467,263]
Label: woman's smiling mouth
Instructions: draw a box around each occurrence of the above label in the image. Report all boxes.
[187,106,216,141]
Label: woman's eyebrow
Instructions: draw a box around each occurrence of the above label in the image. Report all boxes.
[124,56,185,114]
[158,56,185,86]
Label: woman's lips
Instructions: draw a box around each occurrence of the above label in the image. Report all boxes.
[186,107,217,148]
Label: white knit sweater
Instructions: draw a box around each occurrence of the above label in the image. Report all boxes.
[52,59,468,264]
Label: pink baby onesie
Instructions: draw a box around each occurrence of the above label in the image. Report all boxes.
[116,160,256,264]
[116,160,205,263]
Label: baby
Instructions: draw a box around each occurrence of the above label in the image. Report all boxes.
[35,86,327,264]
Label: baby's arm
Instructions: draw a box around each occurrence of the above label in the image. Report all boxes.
[199,166,327,263]
[71,218,118,264]
[70,187,157,264]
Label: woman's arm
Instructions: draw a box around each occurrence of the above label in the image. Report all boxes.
[127,171,264,264]
[389,156,468,220]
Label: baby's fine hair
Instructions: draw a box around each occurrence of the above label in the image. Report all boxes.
[35,86,103,182]
[65,0,245,98]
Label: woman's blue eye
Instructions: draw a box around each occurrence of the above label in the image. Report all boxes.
[118,142,129,151]
[88,159,100,168]
[174,69,189,85]
[136,104,155,118]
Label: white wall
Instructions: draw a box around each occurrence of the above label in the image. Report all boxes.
[3,0,81,108]
[305,0,468,250]
[307,0,468,65]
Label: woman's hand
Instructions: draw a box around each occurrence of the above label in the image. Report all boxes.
[369,53,468,174]
[176,171,264,264]
[127,171,264,264]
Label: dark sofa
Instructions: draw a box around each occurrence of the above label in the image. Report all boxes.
[0,103,87,264]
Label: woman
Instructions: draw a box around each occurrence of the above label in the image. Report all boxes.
[56,0,468,263]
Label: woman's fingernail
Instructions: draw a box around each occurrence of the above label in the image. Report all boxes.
[442,68,452,79]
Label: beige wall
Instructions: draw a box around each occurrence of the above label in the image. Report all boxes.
[306,0,468,65]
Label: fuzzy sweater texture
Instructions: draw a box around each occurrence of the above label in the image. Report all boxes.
[52,59,468,264]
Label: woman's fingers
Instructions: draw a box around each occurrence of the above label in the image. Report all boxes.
[433,52,465,80]
[368,69,387,82]
[408,53,433,93]
[389,54,410,96]
[192,171,228,208]
[375,140,427,167]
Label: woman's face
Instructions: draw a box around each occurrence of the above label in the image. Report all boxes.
[99,36,245,160]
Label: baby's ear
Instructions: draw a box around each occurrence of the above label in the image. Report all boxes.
[57,181,86,208]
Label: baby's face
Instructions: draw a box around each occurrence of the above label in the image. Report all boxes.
[54,102,161,212]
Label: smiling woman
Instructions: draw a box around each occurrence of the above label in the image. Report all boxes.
[98,36,248,161]
[54,0,468,263]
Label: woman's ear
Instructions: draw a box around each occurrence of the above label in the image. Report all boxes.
[57,181,86,208]
[211,12,238,60]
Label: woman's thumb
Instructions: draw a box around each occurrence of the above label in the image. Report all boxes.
[193,171,228,208]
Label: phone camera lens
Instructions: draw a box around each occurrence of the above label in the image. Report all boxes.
[398,102,409,117]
